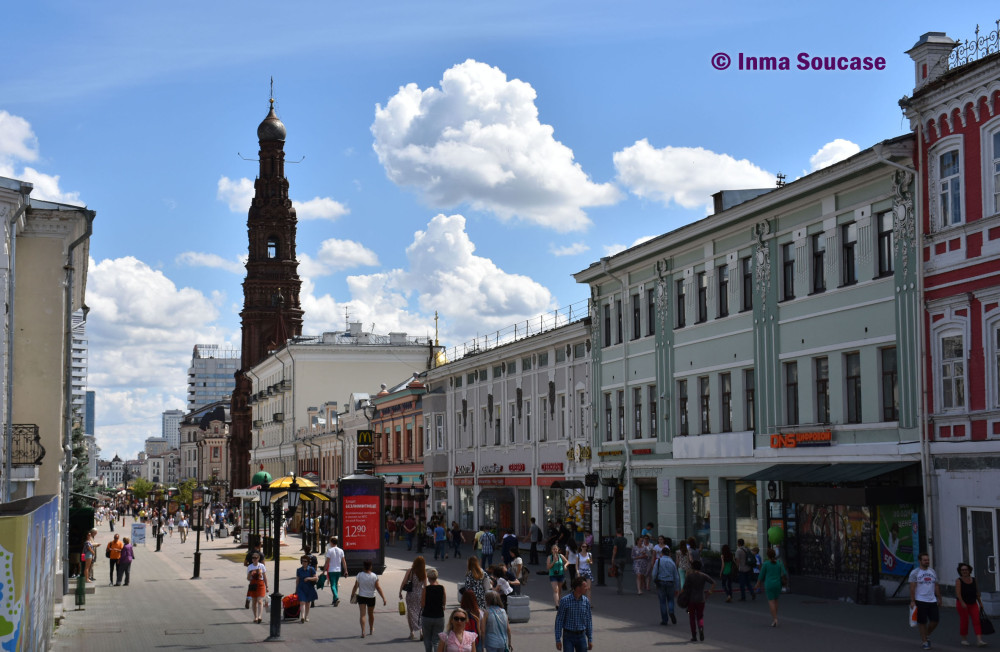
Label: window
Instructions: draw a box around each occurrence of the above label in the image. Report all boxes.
[508,360,517,374]
[781,243,795,301]
[541,398,548,441]
[718,265,729,318]
[632,293,641,340]
[699,376,710,434]
[578,391,586,439]
[941,335,965,410]
[877,211,894,277]
[993,130,1000,215]
[784,362,798,426]
[574,342,586,359]
[616,299,623,344]
[494,407,501,445]
[939,149,962,227]
[881,347,898,421]
[846,352,862,423]
[720,372,732,432]
[647,288,656,336]
[617,390,625,440]
[455,375,463,388]
[560,395,567,438]
[556,346,566,363]
[842,222,858,286]
[537,352,548,367]
[483,408,489,445]
[493,365,502,379]
[697,272,708,322]
[633,387,642,438]
[604,393,612,442]
[435,415,444,449]
[676,279,686,328]
[603,304,611,347]
[678,380,689,436]
[522,356,532,371]
[648,385,658,439]
[509,403,515,443]
[525,401,531,441]
[741,257,753,311]
[811,233,826,293]
[266,236,279,259]
[815,357,830,424]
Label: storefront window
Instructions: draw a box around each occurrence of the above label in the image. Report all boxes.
[728,481,758,548]
[459,488,474,530]
[542,489,567,523]
[684,479,711,548]
[793,503,870,581]
[518,488,531,537]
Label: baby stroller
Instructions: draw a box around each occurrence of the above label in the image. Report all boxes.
[282,594,300,620]
[232,525,242,545]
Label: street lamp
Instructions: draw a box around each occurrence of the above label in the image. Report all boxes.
[191,485,209,579]
[158,487,178,553]
[264,475,301,642]
[585,473,618,587]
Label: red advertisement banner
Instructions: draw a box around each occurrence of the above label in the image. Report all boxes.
[343,495,380,550]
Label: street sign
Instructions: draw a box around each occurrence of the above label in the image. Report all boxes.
[357,430,374,445]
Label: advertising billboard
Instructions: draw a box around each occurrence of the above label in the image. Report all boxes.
[338,473,385,573]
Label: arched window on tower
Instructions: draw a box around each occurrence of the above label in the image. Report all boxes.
[266,236,279,259]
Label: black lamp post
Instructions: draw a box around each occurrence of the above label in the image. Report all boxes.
[158,487,177,553]
[192,485,209,579]
[585,473,618,587]
[263,475,301,642]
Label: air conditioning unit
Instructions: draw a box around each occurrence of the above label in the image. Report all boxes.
[252,420,263,428]
[273,413,284,422]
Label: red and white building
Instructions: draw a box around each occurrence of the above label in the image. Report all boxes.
[902,25,1000,608]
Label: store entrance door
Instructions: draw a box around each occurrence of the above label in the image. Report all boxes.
[965,508,998,593]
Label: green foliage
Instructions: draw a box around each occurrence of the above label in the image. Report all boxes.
[69,420,94,509]
[130,477,155,500]
[177,478,198,509]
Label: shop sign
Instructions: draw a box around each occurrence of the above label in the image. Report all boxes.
[455,462,475,475]
[597,450,623,457]
[433,480,447,488]
[480,463,504,474]
[536,476,566,487]
[478,477,505,486]
[631,448,653,455]
[453,478,474,486]
[540,462,564,473]
[508,463,526,472]
[769,431,832,448]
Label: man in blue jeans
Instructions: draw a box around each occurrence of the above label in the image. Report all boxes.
[433,521,447,560]
[555,577,593,651]
[651,548,680,625]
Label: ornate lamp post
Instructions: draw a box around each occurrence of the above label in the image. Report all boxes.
[585,472,618,587]
[191,485,209,579]
[263,475,301,642]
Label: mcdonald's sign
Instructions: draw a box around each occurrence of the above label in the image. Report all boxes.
[357,430,374,445]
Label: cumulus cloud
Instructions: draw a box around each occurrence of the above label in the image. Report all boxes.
[809,138,861,171]
[87,256,237,458]
[604,235,656,257]
[175,251,245,274]
[613,139,773,211]
[550,242,590,257]
[299,239,380,278]
[0,110,83,205]
[372,59,620,232]
[218,176,349,221]
[302,213,556,343]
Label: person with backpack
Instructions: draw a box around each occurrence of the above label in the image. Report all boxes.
[480,526,497,568]
[652,547,680,626]
[735,538,756,601]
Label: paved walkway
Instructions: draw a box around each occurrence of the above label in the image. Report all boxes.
[51,521,982,651]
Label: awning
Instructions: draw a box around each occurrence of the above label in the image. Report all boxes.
[549,480,585,490]
[742,462,916,483]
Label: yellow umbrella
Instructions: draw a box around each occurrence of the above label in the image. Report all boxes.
[268,475,319,489]
[270,489,332,502]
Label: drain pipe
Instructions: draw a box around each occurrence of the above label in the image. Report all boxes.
[3,182,31,503]
[600,257,632,537]
[62,208,95,596]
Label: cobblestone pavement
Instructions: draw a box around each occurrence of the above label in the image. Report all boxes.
[52,521,977,651]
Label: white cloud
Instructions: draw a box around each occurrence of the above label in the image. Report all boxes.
[604,235,656,257]
[0,110,83,205]
[550,242,590,257]
[613,138,773,211]
[372,59,620,232]
[175,251,245,275]
[294,196,349,221]
[299,239,380,278]
[217,176,254,212]
[218,176,349,221]
[809,138,861,171]
[302,214,556,343]
[87,256,237,458]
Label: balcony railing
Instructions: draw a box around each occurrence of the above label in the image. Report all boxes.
[8,424,45,466]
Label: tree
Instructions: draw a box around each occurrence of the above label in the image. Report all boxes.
[130,477,154,501]
[69,419,94,509]
[177,478,198,511]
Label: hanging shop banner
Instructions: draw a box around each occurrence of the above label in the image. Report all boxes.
[878,504,917,576]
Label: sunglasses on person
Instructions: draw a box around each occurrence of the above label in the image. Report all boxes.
[453,617,467,622]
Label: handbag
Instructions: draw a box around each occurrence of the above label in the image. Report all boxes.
[403,570,414,593]
[317,573,327,590]
[676,585,690,609]
[608,563,618,578]
[982,615,995,636]
[105,546,111,559]
[398,600,407,616]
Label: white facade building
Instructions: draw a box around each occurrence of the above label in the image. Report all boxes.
[162,409,184,450]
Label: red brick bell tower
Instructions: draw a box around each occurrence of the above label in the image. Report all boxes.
[229,98,304,489]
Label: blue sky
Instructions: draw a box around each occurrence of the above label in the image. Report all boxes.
[1,1,993,460]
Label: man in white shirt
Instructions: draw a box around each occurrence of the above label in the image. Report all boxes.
[909,552,942,650]
[323,536,348,606]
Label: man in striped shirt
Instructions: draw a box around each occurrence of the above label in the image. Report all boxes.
[555,577,593,651]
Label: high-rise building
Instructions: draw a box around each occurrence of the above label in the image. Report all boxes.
[188,344,239,410]
[230,97,304,489]
[161,408,184,450]
[84,390,95,435]
[71,309,88,418]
